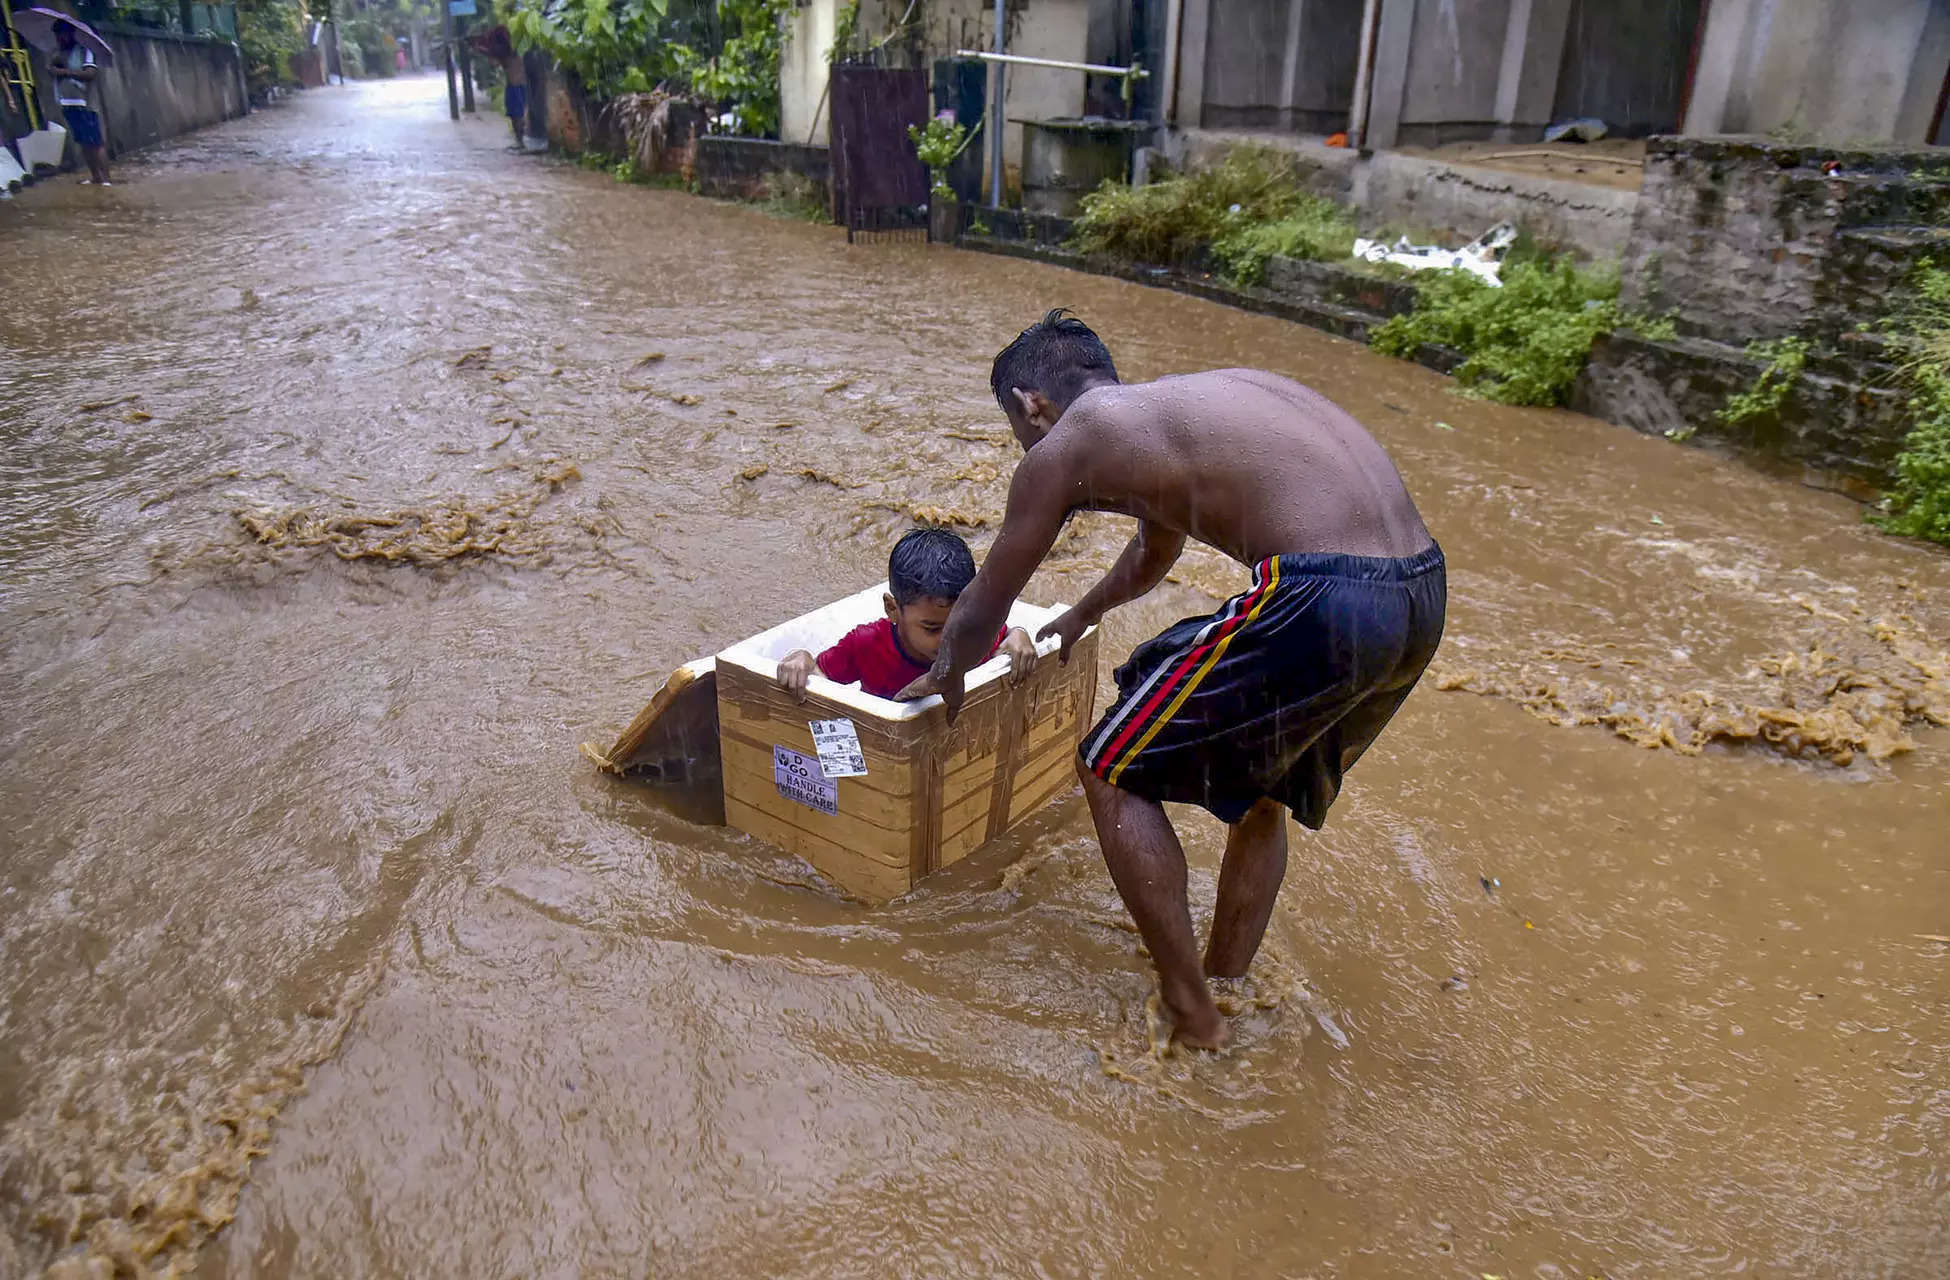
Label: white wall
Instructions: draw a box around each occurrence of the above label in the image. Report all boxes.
[1684,0,1950,144]
[782,0,840,146]
[1001,0,1092,163]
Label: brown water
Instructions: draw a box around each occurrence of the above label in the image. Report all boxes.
[2,76,1946,1279]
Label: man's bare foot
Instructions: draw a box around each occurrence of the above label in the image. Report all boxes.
[1169,1011,1229,1051]
[1162,979,1229,1050]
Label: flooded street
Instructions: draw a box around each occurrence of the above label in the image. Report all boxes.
[2,74,1946,1277]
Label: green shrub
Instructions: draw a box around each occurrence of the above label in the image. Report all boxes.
[1875,263,1950,545]
[757,171,828,222]
[1210,200,1357,285]
[1071,145,1320,267]
[1369,259,1621,407]
[1717,337,1810,430]
[236,0,304,92]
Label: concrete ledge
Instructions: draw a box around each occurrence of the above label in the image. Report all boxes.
[693,137,829,203]
[1168,129,1639,260]
[951,211,1903,491]
[1576,332,1909,495]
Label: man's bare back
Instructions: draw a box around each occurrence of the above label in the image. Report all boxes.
[907,313,1446,1050]
[1031,368,1432,565]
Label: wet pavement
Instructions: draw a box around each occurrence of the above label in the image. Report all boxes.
[1,74,1946,1279]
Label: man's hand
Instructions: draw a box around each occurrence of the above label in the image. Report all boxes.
[1035,605,1098,664]
[775,649,816,702]
[1001,627,1037,686]
[893,667,967,721]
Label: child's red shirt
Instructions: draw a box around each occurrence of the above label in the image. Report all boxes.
[815,620,1007,700]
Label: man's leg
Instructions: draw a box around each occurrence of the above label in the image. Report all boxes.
[86,144,108,185]
[1204,797,1288,978]
[1078,761,1227,1048]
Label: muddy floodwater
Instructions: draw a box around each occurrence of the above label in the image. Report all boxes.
[2,76,1946,1278]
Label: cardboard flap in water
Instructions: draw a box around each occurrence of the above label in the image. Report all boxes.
[581,657,722,793]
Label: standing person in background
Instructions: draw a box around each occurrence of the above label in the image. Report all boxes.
[466,25,526,149]
[50,20,108,185]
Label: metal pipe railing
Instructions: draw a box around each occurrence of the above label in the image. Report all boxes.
[954,50,1152,80]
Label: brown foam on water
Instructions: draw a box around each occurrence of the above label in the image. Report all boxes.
[1432,596,1949,766]
[229,460,581,566]
[17,962,383,1280]
[1088,929,1321,1117]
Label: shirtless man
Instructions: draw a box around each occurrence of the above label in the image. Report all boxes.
[898,310,1446,1048]
[467,25,528,148]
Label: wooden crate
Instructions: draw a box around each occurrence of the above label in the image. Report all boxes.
[712,586,1098,903]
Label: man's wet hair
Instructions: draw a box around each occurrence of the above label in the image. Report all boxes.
[888,527,977,606]
[990,308,1118,411]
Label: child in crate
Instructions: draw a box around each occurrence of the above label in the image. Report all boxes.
[776,528,1037,701]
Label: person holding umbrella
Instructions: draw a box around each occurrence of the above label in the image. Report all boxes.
[7,9,115,184]
[50,17,107,183]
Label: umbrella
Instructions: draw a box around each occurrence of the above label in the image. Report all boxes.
[7,7,114,64]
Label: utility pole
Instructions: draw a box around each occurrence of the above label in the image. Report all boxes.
[441,0,458,119]
[457,14,475,112]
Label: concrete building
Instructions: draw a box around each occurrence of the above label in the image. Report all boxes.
[1167,0,1950,148]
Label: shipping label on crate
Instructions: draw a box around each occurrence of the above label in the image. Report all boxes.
[808,718,868,778]
[773,745,838,816]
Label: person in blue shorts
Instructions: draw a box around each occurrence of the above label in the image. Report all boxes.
[50,20,109,185]
[468,25,528,149]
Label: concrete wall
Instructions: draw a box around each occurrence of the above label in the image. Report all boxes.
[1200,0,1360,133]
[1399,0,1509,133]
[1550,0,1700,136]
[693,135,830,202]
[17,24,246,161]
[1617,136,1950,341]
[1683,0,1950,145]
[1365,0,1576,146]
[1175,127,1639,257]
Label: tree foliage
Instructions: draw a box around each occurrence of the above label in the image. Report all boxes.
[1875,263,1950,545]
[235,0,306,91]
[666,0,792,137]
[508,0,674,98]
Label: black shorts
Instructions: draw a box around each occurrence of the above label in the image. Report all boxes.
[62,106,102,149]
[1079,545,1447,826]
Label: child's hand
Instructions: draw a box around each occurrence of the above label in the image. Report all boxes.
[1002,627,1038,686]
[776,649,816,701]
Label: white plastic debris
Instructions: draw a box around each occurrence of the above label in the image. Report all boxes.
[1352,220,1518,286]
[15,121,67,173]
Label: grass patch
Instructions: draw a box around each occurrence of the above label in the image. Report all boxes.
[1071,145,1351,281]
[1874,263,1950,545]
[1368,258,1622,407]
[1210,202,1358,286]
[754,171,829,223]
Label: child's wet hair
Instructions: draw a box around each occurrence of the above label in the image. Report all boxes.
[889,527,977,606]
[990,308,1118,410]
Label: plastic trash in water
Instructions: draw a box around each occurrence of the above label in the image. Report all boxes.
[1543,117,1607,144]
[1351,220,1518,287]
[15,121,67,173]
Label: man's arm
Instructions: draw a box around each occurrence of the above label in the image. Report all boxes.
[896,445,1082,713]
[1084,521,1184,616]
